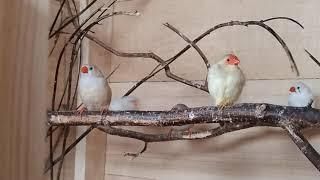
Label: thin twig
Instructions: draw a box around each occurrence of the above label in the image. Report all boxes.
[163,23,210,68]
[49,0,66,36]
[106,64,121,80]
[261,16,304,29]
[50,0,98,38]
[305,49,320,68]
[124,142,148,159]
[45,125,95,173]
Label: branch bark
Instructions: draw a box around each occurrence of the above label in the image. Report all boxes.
[284,125,320,171]
[48,103,320,128]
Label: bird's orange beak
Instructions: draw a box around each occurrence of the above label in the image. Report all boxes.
[81,66,88,73]
[228,54,240,65]
[289,86,296,92]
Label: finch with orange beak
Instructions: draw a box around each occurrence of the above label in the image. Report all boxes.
[207,54,246,108]
[78,64,139,114]
[78,64,112,114]
[288,82,313,107]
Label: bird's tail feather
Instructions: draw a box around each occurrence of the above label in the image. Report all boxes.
[109,96,139,111]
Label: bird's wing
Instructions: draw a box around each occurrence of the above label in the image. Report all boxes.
[207,65,226,105]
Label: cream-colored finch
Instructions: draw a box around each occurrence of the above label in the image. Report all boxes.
[78,64,139,114]
[78,64,112,114]
[207,54,245,108]
[288,82,313,107]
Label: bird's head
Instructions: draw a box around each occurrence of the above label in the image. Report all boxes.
[289,82,311,95]
[218,54,240,67]
[80,64,104,78]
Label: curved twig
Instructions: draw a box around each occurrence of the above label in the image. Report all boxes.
[261,16,304,29]
[124,142,148,159]
[305,49,320,68]
[194,20,300,76]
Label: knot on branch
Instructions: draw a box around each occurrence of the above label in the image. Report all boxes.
[255,104,267,118]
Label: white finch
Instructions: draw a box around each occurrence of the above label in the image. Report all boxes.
[207,54,245,108]
[288,82,313,107]
[168,104,194,137]
[78,64,112,113]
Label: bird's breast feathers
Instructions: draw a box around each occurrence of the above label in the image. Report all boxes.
[207,64,245,105]
[79,76,111,110]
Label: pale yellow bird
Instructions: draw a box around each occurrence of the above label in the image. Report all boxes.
[207,54,245,108]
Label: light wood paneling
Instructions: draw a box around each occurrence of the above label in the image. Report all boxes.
[110,0,320,82]
[47,0,320,179]
[0,0,48,180]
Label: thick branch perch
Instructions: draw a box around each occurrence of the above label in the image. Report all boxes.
[48,103,320,128]
[47,104,320,171]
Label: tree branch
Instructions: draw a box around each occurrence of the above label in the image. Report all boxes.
[305,49,320,68]
[48,103,320,128]
[284,125,320,171]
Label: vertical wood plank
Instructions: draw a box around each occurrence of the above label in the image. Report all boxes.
[0,0,48,180]
[73,1,114,180]
[84,3,113,180]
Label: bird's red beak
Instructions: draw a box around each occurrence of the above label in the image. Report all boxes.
[228,54,240,65]
[289,86,296,92]
[81,66,88,73]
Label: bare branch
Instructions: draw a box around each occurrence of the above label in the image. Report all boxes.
[124,142,148,159]
[284,125,320,171]
[48,103,320,128]
[163,23,210,68]
[49,0,98,38]
[49,0,67,36]
[193,20,301,76]
[45,125,95,173]
[261,16,304,29]
[305,49,320,68]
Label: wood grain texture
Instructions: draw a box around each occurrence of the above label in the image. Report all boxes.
[110,0,320,82]
[47,0,320,179]
[0,0,48,180]
[81,1,113,180]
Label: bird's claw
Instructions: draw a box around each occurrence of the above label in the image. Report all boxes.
[100,106,108,115]
[76,106,87,118]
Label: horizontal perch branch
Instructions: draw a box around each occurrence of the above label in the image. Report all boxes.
[47,103,320,171]
[48,103,320,128]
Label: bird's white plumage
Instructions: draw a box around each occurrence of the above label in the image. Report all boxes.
[109,96,139,111]
[288,82,313,107]
[79,65,112,111]
[207,56,245,106]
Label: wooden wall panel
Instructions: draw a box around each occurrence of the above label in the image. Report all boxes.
[0,0,48,180]
[48,0,320,180]
[110,0,320,82]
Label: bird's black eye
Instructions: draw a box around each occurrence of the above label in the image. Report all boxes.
[227,59,230,62]
[89,66,93,71]
[297,86,300,90]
